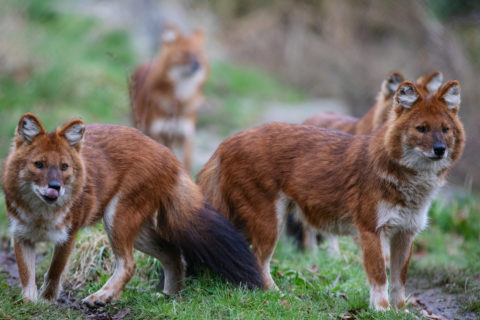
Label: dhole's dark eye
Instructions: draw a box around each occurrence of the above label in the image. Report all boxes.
[416,126,427,133]
[442,127,449,133]
[61,163,69,171]
[34,161,43,169]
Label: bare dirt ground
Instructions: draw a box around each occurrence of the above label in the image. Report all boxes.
[407,278,479,320]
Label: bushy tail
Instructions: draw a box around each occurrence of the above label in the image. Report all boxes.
[169,202,264,289]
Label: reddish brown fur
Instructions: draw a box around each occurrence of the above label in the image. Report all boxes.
[304,71,405,134]
[298,71,443,254]
[2,113,262,306]
[304,71,443,134]
[198,80,465,309]
[130,25,208,172]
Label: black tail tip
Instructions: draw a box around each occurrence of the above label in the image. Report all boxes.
[176,202,264,290]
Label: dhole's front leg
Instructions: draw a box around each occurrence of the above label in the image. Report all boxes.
[14,239,37,302]
[183,134,194,174]
[39,232,77,302]
[359,230,389,310]
[389,231,415,309]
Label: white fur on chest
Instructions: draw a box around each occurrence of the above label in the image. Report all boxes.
[150,117,195,138]
[168,67,206,102]
[376,167,443,233]
[9,203,70,244]
[376,200,429,234]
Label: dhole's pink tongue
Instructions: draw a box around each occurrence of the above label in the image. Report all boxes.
[45,188,59,199]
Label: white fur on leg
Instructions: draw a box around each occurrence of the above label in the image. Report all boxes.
[380,231,391,269]
[303,226,319,253]
[369,282,389,311]
[325,233,340,257]
[82,258,127,306]
[263,192,292,290]
[20,242,38,302]
[262,250,278,291]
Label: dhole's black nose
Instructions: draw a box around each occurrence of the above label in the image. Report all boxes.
[48,180,61,191]
[433,143,446,157]
[190,55,200,72]
[191,60,200,72]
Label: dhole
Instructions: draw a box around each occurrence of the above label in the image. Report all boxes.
[197,80,465,310]
[2,114,262,306]
[304,71,443,132]
[294,71,444,255]
[130,25,208,172]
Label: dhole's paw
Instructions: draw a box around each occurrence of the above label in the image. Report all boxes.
[22,285,38,302]
[81,289,119,308]
[389,287,406,310]
[39,283,60,303]
[370,298,390,311]
[369,284,390,311]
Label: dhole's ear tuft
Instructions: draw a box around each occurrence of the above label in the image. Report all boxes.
[439,80,461,110]
[382,71,404,95]
[394,81,421,109]
[161,24,180,44]
[17,113,46,143]
[58,119,85,148]
[417,71,443,94]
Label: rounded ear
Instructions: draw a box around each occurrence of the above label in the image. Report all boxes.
[381,71,404,95]
[437,80,461,111]
[161,24,181,44]
[57,119,85,149]
[416,71,443,94]
[16,113,46,143]
[394,81,422,110]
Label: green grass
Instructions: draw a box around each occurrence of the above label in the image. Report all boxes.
[0,1,479,319]
[0,232,426,320]
[0,0,134,160]
[2,213,479,319]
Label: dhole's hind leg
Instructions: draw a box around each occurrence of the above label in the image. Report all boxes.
[324,232,340,257]
[301,224,318,253]
[134,220,185,294]
[82,198,142,307]
[251,195,287,290]
[252,230,278,290]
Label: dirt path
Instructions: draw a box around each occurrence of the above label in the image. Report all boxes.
[407,277,479,320]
